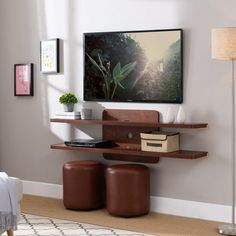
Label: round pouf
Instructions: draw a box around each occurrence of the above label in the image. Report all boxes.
[63,160,105,210]
[106,164,150,217]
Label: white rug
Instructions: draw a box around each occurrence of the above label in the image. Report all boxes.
[2,214,154,236]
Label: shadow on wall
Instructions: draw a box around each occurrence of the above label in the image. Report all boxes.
[0,0,106,182]
[37,0,107,144]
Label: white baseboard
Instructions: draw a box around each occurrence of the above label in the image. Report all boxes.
[150,196,229,223]
[23,180,63,199]
[22,180,230,223]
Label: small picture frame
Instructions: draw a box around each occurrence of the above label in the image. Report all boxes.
[40,38,60,73]
[14,63,34,96]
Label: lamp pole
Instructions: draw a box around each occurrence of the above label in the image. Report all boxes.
[218,59,236,235]
[232,59,235,228]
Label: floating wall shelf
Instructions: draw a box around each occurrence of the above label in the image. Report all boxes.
[50,109,208,163]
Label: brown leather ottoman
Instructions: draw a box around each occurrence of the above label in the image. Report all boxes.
[106,164,150,217]
[63,160,105,210]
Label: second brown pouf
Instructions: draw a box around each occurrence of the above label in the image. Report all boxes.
[106,164,150,217]
[63,160,105,210]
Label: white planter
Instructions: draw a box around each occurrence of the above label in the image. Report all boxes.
[63,103,74,112]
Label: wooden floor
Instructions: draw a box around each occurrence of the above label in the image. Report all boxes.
[21,195,221,236]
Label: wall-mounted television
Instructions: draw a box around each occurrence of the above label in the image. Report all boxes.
[84,29,183,103]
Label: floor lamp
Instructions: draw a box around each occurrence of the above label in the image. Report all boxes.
[212,28,236,235]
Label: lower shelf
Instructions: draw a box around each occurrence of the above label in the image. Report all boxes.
[50,143,208,160]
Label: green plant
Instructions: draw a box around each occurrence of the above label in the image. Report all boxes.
[87,53,136,99]
[59,93,78,104]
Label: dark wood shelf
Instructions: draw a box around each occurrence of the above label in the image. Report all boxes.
[50,118,208,129]
[51,143,207,159]
[50,109,208,163]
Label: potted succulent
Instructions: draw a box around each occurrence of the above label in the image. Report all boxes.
[59,93,78,112]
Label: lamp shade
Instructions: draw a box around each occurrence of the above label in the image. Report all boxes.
[212,27,236,60]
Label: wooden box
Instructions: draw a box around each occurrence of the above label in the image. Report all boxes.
[140,131,179,152]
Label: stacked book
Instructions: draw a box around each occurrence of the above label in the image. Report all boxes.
[52,111,81,119]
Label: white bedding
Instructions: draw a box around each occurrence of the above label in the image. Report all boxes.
[0,172,17,231]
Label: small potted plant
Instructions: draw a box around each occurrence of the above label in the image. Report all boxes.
[59,93,78,112]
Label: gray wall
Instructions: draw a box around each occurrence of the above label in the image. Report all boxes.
[0,0,234,205]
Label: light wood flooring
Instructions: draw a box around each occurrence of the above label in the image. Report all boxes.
[21,194,221,236]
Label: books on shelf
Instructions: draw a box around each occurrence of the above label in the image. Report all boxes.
[52,116,80,120]
[55,111,81,116]
[52,111,81,120]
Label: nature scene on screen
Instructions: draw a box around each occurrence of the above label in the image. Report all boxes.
[84,30,182,102]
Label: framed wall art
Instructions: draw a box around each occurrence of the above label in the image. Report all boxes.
[14,63,34,96]
[40,38,60,73]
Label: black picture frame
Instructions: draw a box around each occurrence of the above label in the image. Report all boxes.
[40,38,60,73]
[14,63,34,96]
[84,29,183,103]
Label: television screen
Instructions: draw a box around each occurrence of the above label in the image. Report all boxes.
[84,29,183,103]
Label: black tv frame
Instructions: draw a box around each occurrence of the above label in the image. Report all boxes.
[83,28,183,103]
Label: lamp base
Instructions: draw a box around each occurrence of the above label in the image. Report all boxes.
[218,224,236,235]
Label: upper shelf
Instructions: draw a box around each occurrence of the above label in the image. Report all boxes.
[50,118,208,129]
